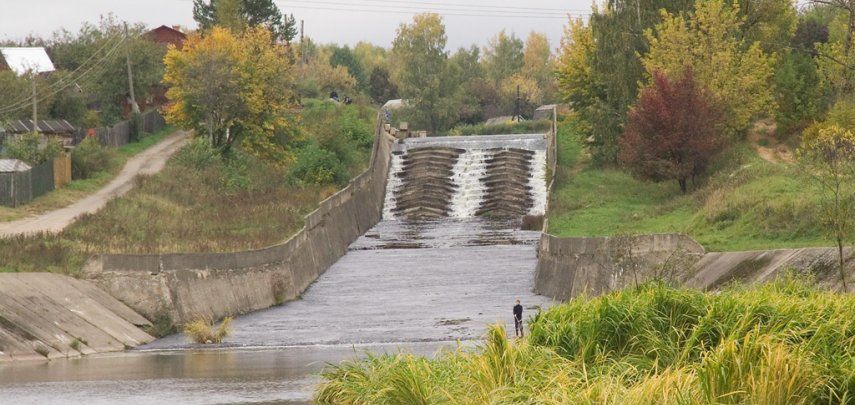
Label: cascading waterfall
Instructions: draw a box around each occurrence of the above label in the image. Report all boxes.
[448,149,492,218]
[382,134,548,220]
[382,153,404,220]
[527,150,548,216]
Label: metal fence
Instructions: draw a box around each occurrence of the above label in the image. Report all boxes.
[0,159,55,207]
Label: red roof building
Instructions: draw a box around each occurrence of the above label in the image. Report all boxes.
[145,25,187,49]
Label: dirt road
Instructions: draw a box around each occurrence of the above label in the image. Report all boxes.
[0,131,189,237]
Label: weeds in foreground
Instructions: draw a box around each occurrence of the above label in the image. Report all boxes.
[316,280,854,404]
[183,316,232,344]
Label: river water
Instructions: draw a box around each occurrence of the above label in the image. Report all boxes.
[0,134,553,404]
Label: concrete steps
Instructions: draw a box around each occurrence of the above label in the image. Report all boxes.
[477,148,535,217]
[390,147,463,220]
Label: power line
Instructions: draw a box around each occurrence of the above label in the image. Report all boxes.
[275,2,583,19]
[282,0,585,15]
[335,0,590,13]
[0,34,128,116]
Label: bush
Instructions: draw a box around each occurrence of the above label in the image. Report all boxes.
[173,138,218,170]
[447,119,552,136]
[288,144,347,185]
[2,132,63,165]
[71,137,116,179]
[183,316,232,344]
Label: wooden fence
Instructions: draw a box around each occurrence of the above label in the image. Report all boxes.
[71,110,167,147]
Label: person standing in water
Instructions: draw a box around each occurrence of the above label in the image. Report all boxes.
[513,299,524,338]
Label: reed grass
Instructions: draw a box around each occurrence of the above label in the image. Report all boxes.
[316,279,855,404]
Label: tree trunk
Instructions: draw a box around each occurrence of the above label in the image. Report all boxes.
[678,178,687,193]
[838,237,849,292]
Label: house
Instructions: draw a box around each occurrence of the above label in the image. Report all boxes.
[144,25,187,107]
[145,25,187,49]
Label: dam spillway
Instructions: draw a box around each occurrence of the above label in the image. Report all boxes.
[383,134,548,220]
[145,133,551,348]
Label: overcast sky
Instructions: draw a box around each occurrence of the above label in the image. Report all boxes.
[0,0,594,50]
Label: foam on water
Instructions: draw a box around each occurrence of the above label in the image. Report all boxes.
[527,150,548,215]
[381,153,404,220]
[448,149,492,218]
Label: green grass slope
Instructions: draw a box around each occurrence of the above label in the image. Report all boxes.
[547,116,827,251]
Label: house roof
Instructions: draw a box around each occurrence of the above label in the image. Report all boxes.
[0,159,32,173]
[145,25,187,47]
[0,47,55,76]
[0,119,76,135]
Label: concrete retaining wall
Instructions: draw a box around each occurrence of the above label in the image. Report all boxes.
[0,273,153,363]
[535,231,854,300]
[83,118,396,324]
[535,233,705,300]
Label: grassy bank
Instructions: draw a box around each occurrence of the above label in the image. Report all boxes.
[316,280,854,404]
[0,103,375,275]
[0,126,174,222]
[546,116,826,251]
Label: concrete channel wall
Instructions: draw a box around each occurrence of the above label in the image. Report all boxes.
[83,119,396,324]
[535,233,706,300]
[0,273,154,362]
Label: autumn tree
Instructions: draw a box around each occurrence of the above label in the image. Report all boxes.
[390,13,454,133]
[643,0,776,137]
[797,124,855,291]
[163,27,297,161]
[193,0,297,43]
[619,67,725,193]
[556,18,602,137]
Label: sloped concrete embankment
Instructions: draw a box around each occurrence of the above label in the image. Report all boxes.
[534,233,705,300]
[534,233,855,300]
[83,123,396,325]
[0,273,153,362]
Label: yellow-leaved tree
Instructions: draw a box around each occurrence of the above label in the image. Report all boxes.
[642,0,776,137]
[163,26,298,162]
[555,18,601,136]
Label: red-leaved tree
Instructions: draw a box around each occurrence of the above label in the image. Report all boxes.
[619,67,725,193]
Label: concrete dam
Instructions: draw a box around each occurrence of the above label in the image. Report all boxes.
[0,132,555,404]
[146,133,553,349]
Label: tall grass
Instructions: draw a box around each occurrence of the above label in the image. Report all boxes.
[316,280,855,404]
[183,316,232,344]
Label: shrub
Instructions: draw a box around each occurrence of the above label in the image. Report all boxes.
[71,137,116,179]
[288,144,347,185]
[2,132,63,165]
[447,119,552,136]
[183,316,232,344]
[173,138,218,170]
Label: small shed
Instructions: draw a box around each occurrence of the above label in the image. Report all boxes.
[0,119,78,148]
[0,159,31,174]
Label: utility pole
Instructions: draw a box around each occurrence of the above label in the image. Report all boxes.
[31,73,37,134]
[124,22,140,114]
[300,19,305,64]
[514,84,520,122]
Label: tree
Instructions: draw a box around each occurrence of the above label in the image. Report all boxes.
[482,30,524,86]
[49,17,166,124]
[163,27,297,161]
[521,32,556,105]
[329,45,366,89]
[797,124,855,291]
[579,0,694,165]
[556,18,602,137]
[619,67,725,193]
[390,13,454,133]
[643,0,776,137]
[193,0,297,43]
[368,66,398,104]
